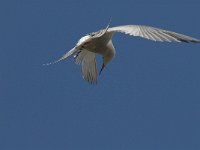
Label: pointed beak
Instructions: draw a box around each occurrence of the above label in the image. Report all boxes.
[99,63,105,75]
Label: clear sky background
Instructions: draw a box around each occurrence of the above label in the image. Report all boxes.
[1,0,200,150]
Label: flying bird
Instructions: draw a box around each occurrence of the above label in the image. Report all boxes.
[44,23,200,84]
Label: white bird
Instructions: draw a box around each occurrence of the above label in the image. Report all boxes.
[44,23,200,84]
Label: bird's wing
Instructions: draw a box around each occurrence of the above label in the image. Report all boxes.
[108,25,200,43]
[74,49,98,84]
[43,47,78,66]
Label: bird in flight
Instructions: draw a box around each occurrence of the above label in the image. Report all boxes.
[44,23,200,84]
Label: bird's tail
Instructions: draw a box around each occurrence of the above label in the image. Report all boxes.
[94,19,112,38]
[101,18,112,35]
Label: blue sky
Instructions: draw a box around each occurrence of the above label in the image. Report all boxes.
[1,0,200,150]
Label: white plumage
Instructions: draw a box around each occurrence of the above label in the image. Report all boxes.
[45,23,200,84]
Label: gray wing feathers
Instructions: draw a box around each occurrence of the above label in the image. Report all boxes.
[108,25,200,43]
[74,50,98,84]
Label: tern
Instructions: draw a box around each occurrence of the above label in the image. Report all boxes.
[45,23,200,84]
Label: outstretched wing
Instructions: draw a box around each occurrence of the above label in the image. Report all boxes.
[74,49,98,84]
[43,47,78,66]
[108,25,200,43]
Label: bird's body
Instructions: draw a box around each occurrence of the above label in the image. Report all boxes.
[79,32,114,55]
[45,24,200,84]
